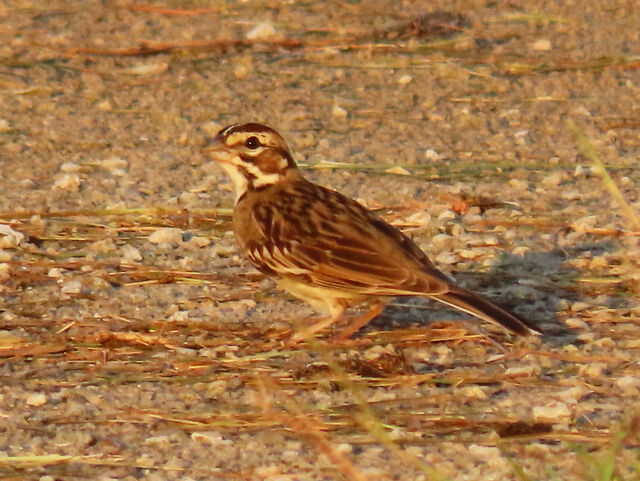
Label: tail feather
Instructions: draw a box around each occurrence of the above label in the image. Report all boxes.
[431,287,542,336]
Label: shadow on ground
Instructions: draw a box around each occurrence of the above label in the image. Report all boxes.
[363,241,624,346]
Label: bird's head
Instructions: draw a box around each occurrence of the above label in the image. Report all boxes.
[202,123,299,203]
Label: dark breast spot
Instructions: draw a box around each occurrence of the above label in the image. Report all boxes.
[255,204,274,230]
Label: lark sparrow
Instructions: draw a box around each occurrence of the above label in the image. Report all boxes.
[202,123,541,339]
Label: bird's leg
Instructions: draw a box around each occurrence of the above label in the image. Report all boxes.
[332,300,387,342]
[290,304,346,343]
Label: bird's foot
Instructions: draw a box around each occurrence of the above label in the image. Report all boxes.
[289,315,340,344]
[331,301,386,342]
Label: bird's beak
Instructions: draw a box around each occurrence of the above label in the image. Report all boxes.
[200,135,232,163]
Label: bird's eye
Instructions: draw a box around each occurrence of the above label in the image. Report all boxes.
[245,136,260,149]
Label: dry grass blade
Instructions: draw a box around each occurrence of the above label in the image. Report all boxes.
[288,329,448,480]
[128,4,221,16]
[66,39,304,57]
[0,342,67,359]
[0,207,230,221]
[0,454,77,468]
[568,119,640,232]
[255,376,375,481]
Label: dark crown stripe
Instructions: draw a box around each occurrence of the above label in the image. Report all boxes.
[220,123,277,138]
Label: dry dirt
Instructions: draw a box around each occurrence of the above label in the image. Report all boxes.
[1,1,640,480]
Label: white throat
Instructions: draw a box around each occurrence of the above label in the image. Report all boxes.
[219,163,248,205]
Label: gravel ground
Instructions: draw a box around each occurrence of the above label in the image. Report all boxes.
[1,1,640,480]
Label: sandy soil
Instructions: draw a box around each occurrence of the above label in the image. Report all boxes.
[1,1,639,480]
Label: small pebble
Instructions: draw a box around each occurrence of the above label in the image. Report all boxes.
[564,317,588,329]
[616,376,640,396]
[97,99,112,111]
[0,225,24,248]
[121,244,142,262]
[385,166,411,176]
[148,227,183,245]
[532,38,552,51]
[191,431,232,446]
[532,402,571,421]
[61,280,83,294]
[101,157,128,175]
[561,190,583,201]
[509,178,529,191]
[60,162,82,173]
[332,105,348,119]
[121,62,168,76]
[424,149,444,160]
[0,263,9,281]
[53,173,81,191]
[47,267,65,278]
[571,301,590,312]
[89,239,116,253]
[26,393,47,407]
[246,22,279,40]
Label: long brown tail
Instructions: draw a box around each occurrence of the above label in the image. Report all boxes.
[431,286,542,336]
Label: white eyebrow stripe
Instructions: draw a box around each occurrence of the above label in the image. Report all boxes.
[220,124,240,137]
[226,131,279,149]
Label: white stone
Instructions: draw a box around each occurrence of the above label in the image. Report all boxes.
[332,105,348,119]
[246,22,280,40]
[101,157,128,174]
[532,402,571,421]
[26,393,47,407]
[60,162,81,172]
[121,244,142,262]
[0,225,24,248]
[53,173,81,191]
[148,227,183,245]
[61,280,83,294]
[532,38,552,51]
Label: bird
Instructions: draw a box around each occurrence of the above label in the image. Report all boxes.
[201,123,542,340]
